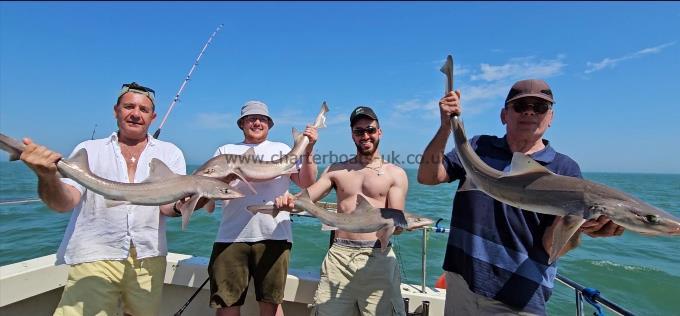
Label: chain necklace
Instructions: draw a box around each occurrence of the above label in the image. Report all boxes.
[120,143,143,164]
[365,159,384,176]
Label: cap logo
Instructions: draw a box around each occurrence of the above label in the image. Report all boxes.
[355,108,364,114]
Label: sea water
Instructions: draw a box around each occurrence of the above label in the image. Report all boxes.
[1,162,678,315]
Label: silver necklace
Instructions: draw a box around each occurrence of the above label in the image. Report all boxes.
[365,159,384,176]
[121,144,141,163]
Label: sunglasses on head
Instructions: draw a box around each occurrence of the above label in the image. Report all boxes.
[508,101,552,114]
[119,82,156,103]
[352,126,378,136]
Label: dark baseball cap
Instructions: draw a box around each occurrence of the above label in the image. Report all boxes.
[349,106,379,126]
[505,79,555,104]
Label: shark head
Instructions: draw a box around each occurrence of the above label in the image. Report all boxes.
[192,155,237,178]
[203,181,245,200]
[598,198,680,236]
[404,211,434,230]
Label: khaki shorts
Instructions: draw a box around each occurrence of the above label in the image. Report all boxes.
[53,246,166,316]
[444,272,539,316]
[312,242,406,316]
[208,240,292,308]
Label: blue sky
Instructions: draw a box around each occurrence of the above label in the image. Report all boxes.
[1,2,679,173]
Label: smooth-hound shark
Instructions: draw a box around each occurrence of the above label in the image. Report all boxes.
[247,189,434,252]
[0,133,244,230]
[450,117,680,263]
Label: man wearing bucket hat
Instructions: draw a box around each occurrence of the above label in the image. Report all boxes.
[20,82,186,315]
[206,100,319,316]
[418,79,624,315]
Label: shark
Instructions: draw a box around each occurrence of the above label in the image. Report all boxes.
[0,132,244,230]
[246,189,434,252]
[192,102,329,185]
[449,116,680,263]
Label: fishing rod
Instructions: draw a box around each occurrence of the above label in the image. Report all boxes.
[160,24,223,315]
[152,24,224,139]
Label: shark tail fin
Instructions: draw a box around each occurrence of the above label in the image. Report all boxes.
[316,101,329,129]
[548,215,586,264]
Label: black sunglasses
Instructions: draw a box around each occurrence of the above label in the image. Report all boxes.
[352,126,378,136]
[508,101,552,114]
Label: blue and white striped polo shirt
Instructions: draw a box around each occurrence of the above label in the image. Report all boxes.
[442,135,581,315]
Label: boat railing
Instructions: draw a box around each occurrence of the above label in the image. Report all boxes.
[311,203,637,316]
[0,198,637,315]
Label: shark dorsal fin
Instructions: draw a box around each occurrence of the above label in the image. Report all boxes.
[354,195,374,214]
[506,152,554,176]
[243,147,256,158]
[292,127,302,140]
[68,148,91,172]
[143,159,179,183]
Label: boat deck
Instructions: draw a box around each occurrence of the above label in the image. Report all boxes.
[0,253,445,315]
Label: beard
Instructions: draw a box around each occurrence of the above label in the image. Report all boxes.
[355,138,380,156]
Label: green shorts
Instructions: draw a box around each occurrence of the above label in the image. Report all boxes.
[208,240,292,308]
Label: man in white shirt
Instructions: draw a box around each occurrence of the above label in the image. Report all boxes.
[20,82,186,316]
[206,100,318,316]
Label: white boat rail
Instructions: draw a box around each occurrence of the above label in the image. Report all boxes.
[1,198,638,315]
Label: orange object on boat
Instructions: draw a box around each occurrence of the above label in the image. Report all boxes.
[435,273,447,289]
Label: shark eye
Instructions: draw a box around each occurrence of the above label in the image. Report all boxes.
[645,214,661,224]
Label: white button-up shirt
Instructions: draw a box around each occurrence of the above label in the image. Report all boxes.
[56,132,186,265]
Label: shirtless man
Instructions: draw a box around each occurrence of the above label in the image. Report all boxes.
[275,106,408,316]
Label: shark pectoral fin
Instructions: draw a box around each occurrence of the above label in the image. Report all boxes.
[377,226,395,253]
[104,199,130,208]
[506,152,555,177]
[246,204,273,214]
[320,223,338,231]
[232,171,257,194]
[246,204,280,217]
[548,215,586,264]
[180,195,201,231]
[143,159,179,183]
[457,178,479,192]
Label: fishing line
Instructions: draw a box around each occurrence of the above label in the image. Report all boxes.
[163,23,223,315]
[153,24,223,139]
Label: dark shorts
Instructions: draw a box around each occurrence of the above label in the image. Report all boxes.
[208,240,292,308]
